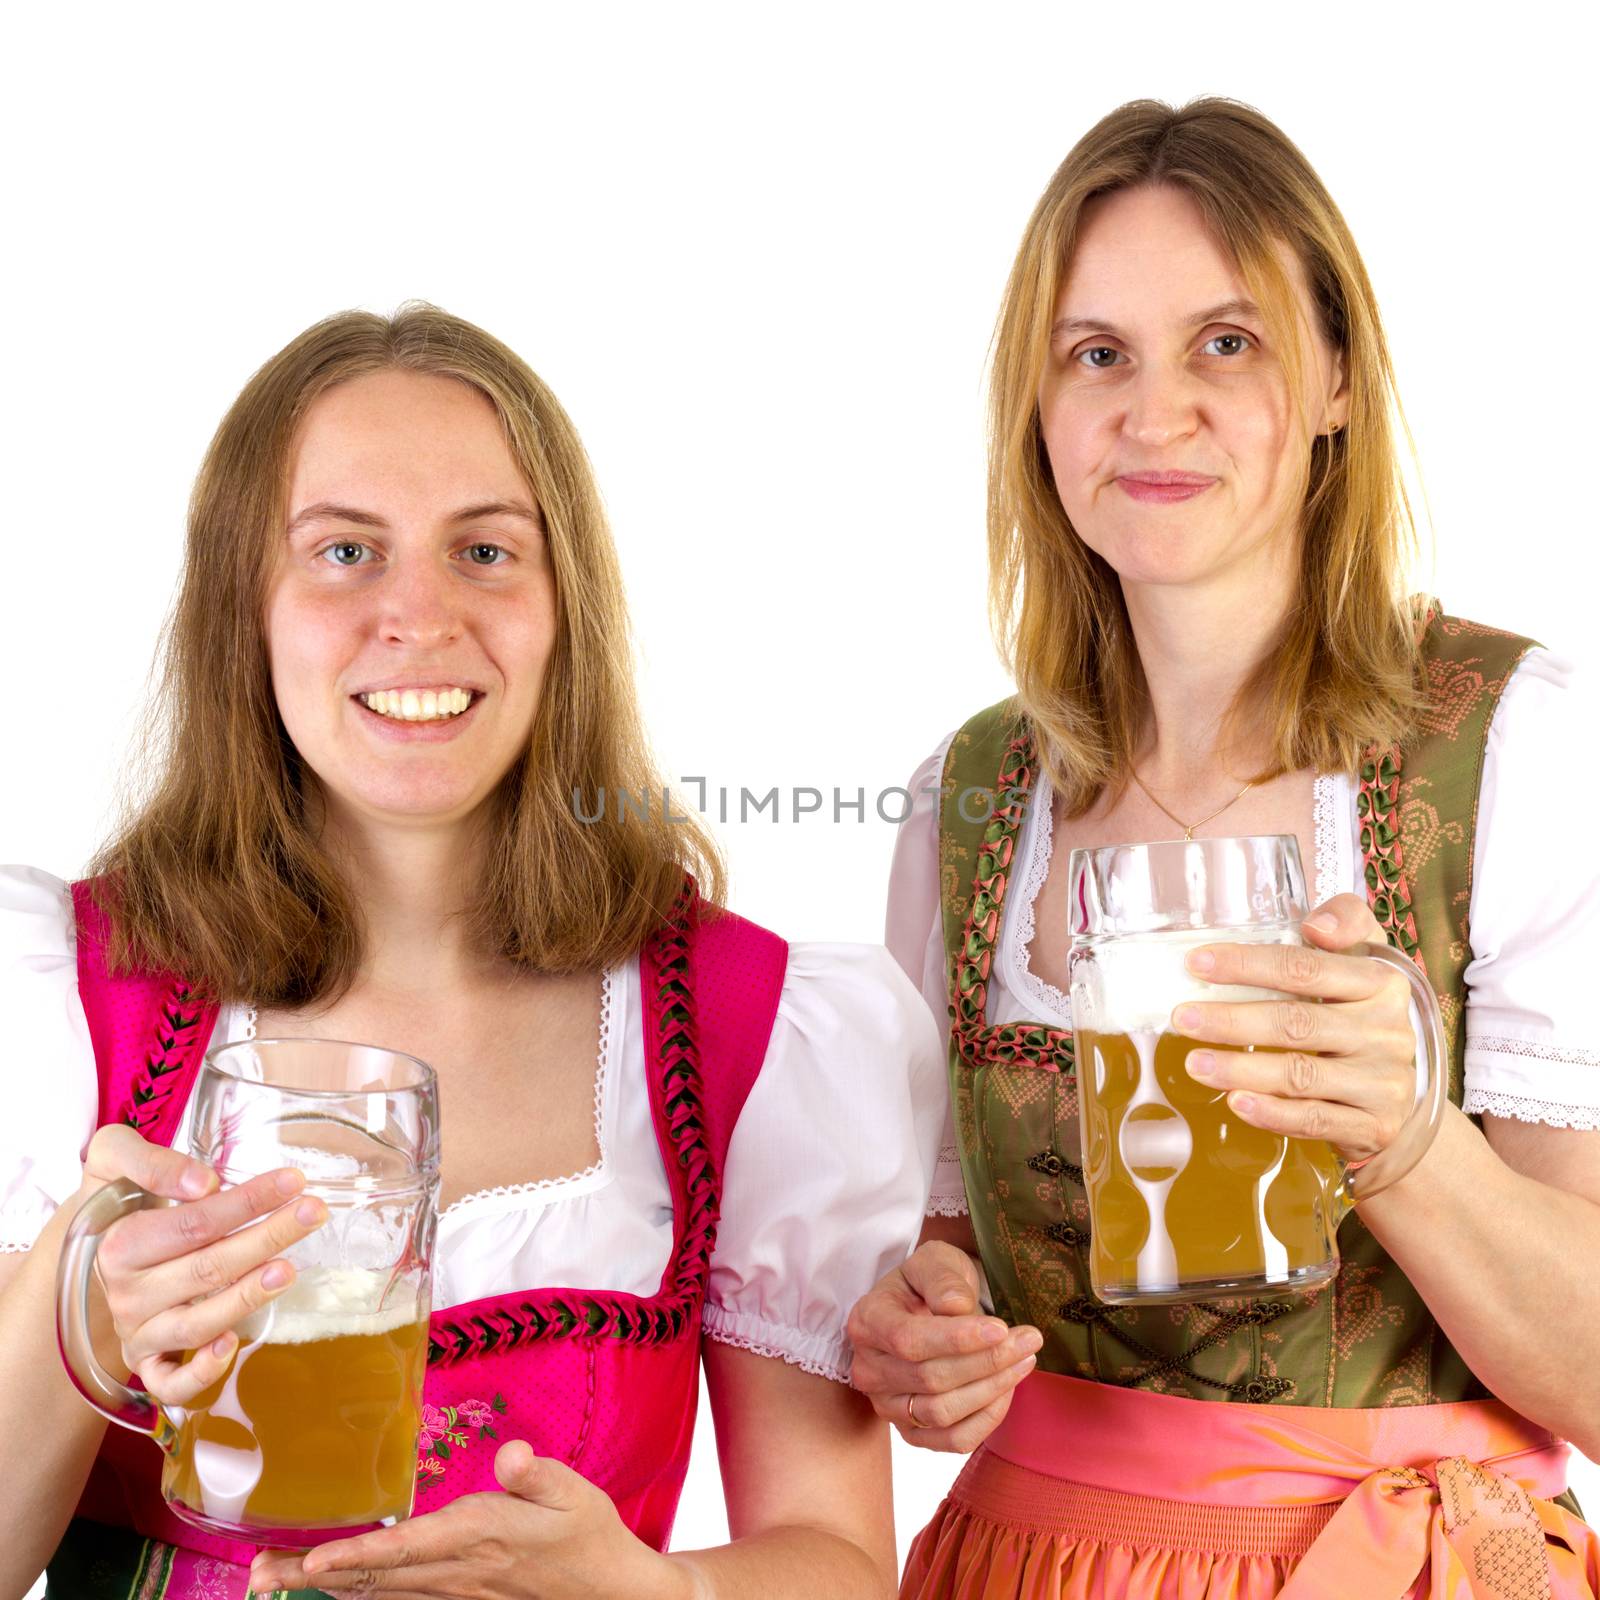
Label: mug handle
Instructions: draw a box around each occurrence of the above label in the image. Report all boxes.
[55,1178,181,1451]
[1336,942,1448,1209]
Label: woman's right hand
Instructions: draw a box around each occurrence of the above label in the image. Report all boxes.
[846,1241,1043,1453]
[78,1123,328,1407]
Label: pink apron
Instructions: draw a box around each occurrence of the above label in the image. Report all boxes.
[902,1369,1600,1599]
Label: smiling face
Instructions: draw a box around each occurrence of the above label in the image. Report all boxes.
[265,368,558,833]
[1038,183,1348,594]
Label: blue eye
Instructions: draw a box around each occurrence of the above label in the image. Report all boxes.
[320,541,373,567]
[461,543,509,566]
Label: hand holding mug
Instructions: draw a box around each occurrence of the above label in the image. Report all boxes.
[1180,893,1422,1166]
[75,1122,327,1407]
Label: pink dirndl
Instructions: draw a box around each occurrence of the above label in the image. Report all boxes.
[59,880,786,1597]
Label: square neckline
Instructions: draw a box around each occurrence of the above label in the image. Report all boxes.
[207,962,628,1224]
[997,768,1354,1030]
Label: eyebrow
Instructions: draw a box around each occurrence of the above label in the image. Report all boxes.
[1051,298,1264,340]
[286,499,544,534]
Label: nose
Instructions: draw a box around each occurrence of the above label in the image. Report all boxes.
[1123,359,1202,451]
[378,552,464,650]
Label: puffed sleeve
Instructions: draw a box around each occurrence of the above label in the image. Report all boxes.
[885,731,968,1215]
[0,866,99,1250]
[1463,649,1600,1128]
[702,942,945,1381]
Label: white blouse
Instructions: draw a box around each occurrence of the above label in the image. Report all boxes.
[885,648,1600,1218]
[0,868,946,1383]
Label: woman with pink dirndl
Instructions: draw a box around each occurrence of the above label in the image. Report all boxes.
[0,305,943,1599]
[847,98,1600,1598]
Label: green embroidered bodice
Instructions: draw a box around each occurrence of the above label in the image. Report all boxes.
[937,612,1536,1408]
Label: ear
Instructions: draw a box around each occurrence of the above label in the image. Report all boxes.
[1324,344,1350,435]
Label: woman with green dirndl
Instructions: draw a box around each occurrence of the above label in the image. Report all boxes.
[847,97,1600,1598]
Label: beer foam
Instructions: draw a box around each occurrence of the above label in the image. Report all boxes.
[240,1265,423,1346]
[1071,926,1303,1035]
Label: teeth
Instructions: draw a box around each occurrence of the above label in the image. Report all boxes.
[359,688,474,722]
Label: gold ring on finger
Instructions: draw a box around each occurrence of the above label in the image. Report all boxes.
[906,1393,923,1429]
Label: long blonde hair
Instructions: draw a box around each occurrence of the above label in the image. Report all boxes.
[989,97,1427,813]
[92,303,724,1002]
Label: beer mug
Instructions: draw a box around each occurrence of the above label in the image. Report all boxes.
[57,1039,441,1544]
[1066,836,1444,1306]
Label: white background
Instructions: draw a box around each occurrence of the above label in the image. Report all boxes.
[4,0,1596,1586]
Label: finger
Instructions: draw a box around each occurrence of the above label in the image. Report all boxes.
[248,1549,311,1591]
[322,1587,442,1600]
[302,1527,431,1582]
[897,1383,1020,1454]
[497,1441,584,1510]
[859,1326,1042,1403]
[99,1166,311,1275]
[1224,1089,1388,1156]
[900,1241,983,1314]
[82,1123,220,1200]
[129,1187,327,1319]
[307,1564,456,1597]
[123,1255,302,1371]
[1184,939,1383,1002]
[135,1329,243,1408]
[1173,995,1361,1055]
[1302,893,1386,950]
[1185,1046,1407,1117]
[848,1291,1012,1366]
[892,1349,1037,1432]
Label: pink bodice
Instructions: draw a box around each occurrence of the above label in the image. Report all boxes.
[68,880,788,1562]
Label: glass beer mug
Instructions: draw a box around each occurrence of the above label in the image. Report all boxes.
[57,1039,441,1544]
[1066,836,1445,1306]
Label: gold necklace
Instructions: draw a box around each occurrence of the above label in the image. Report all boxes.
[1129,769,1256,841]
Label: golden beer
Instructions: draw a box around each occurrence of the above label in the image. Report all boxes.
[165,1267,427,1532]
[1077,1024,1342,1299]
[1066,837,1446,1306]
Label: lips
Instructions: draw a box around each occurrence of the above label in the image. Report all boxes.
[1116,472,1216,505]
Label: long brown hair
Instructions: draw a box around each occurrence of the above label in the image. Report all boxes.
[989,97,1428,813]
[92,303,724,1003]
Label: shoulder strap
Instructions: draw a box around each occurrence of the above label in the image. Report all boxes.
[69,878,219,1147]
[1370,610,1539,1094]
[640,897,788,1171]
[937,697,1029,971]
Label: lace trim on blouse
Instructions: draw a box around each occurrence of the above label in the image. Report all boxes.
[239,967,618,1220]
[701,1304,851,1384]
[1465,1036,1600,1129]
[1471,1035,1600,1068]
[1312,774,1341,906]
[1011,777,1073,1022]
[1463,1090,1600,1130]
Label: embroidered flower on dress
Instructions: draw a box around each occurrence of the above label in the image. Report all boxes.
[185,1557,233,1600]
[415,1393,508,1486]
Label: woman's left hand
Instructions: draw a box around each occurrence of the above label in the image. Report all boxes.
[247,1441,689,1600]
[1178,893,1418,1165]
